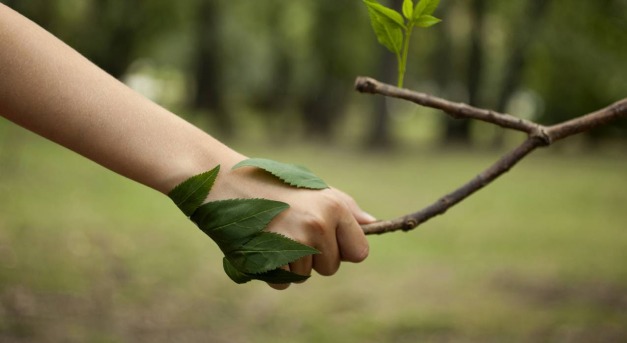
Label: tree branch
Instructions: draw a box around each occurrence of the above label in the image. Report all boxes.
[355,76,627,235]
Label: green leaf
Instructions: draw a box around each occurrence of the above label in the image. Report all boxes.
[363,0,405,54]
[223,258,310,284]
[413,0,440,20]
[191,198,289,250]
[250,268,310,284]
[193,197,318,284]
[223,257,253,284]
[232,158,328,190]
[423,0,440,16]
[402,0,414,20]
[227,232,319,274]
[167,166,219,217]
[172,163,321,285]
[363,0,406,28]
[415,14,441,28]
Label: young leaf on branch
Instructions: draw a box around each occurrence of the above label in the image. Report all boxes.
[363,0,441,88]
[402,0,414,20]
[414,0,440,19]
[363,0,405,55]
[415,15,441,28]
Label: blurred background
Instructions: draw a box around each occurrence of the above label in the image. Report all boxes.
[1,0,626,342]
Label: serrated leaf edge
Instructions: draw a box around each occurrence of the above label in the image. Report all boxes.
[194,198,289,234]
[226,231,320,274]
[171,163,322,285]
[232,158,328,190]
[167,166,220,217]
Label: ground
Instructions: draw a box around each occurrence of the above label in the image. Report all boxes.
[1,126,626,342]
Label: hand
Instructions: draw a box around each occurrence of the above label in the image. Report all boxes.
[206,159,375,290]
[0,5,373,291]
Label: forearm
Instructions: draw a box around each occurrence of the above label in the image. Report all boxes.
[0,4,240,193]
[0,5,372,289]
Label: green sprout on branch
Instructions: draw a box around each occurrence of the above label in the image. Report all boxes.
[363,0,442,88]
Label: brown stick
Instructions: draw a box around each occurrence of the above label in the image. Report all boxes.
[355,77,627,235]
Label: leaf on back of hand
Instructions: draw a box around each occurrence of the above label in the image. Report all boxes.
[232,158,328,190]
[167,166,220,217]
[250,268,310,284]
[191,198,289,251]
[223,257,310,284]
[223,257,253,284]
[173,164,321,285]
[226,232,320,274]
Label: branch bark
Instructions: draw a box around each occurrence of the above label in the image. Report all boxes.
[355,77,627,235]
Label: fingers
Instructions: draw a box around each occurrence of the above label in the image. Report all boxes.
[311,195,368,273]
[336,212,370,263]
[268,282,290,290]
[266,255,312,290]
[289,255,313,283]
[329,188,371,262]
[267,265,291,290]
[312,230,341,276]
[264,188,372,290]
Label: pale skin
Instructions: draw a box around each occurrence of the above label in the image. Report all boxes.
[0,4,374,290]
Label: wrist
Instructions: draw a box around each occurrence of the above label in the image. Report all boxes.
[155,131,246,195]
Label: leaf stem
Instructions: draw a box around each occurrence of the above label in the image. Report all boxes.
[397,23,414,88]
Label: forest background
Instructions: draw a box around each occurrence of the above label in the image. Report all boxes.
[1,1,626,342]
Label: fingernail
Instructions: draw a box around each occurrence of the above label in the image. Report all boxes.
[362,211,377,222]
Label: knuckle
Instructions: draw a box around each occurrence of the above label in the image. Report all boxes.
[324,194,345,213]
[303,213,327,236]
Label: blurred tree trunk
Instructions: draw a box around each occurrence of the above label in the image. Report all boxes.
[82,0,139,79]
[300,1,359,141]
[443,0,485,146]
[251,5,294,142]
[301,88,343,141]
[467,0,485,109]
[365,0,403,150]
[193,0,233,138]
[491,0,553,148]
[432,2,453,99]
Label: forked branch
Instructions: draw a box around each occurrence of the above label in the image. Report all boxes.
[355,76,627,235]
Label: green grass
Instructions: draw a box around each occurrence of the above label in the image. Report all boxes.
[1,126,627,342]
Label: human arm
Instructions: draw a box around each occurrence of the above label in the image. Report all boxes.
[0,4,373,289]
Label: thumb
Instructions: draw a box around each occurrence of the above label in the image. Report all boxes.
[352,208,377,225]
[332,188,377,225]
